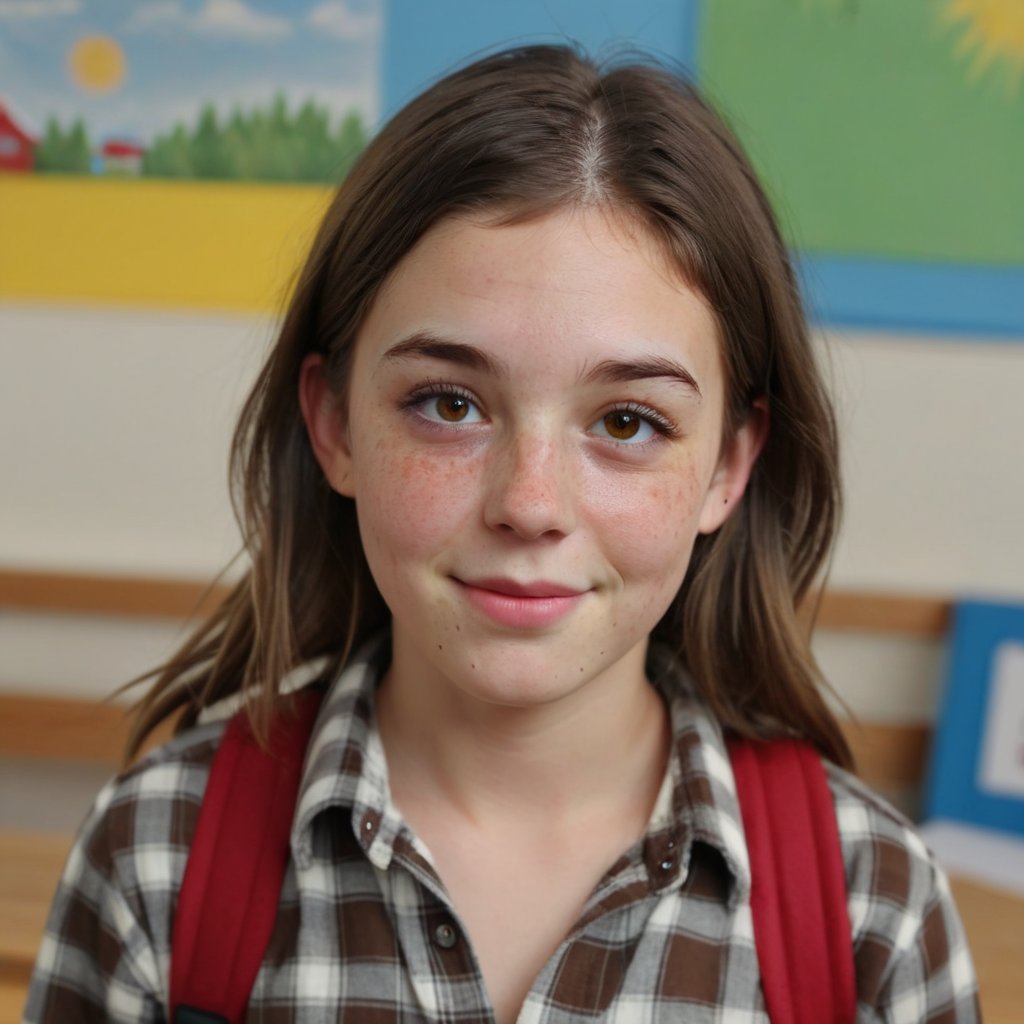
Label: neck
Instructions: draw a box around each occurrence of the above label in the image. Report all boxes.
[375,644,670,834]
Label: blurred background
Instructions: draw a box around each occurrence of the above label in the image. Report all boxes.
[1,0,1022,1018]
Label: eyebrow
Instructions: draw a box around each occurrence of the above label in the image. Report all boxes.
[379,331,701,396]
[379,332,509,377]
[582,356,702,397]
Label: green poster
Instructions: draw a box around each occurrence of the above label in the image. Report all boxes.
[700,0,1024,264]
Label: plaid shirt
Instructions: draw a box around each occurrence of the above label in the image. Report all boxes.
[25,638,979,1023]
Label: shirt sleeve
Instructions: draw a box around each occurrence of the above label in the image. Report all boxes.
[834,783,981,1024]
[873,860,981,1023]
[22,779,166,1024]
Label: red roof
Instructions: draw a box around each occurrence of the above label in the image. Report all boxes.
[0,103,38,145]
[102,139,146,158]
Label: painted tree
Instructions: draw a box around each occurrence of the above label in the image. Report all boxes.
[35,116,92,174]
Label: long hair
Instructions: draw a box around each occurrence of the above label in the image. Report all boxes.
[128,45,849,768]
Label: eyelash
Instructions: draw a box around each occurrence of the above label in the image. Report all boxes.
[401,381,481,419]
[400,382,680,444]
[600,402,680,443]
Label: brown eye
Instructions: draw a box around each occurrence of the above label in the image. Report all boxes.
[603,411,641,440]
[436,395,471,421]
[590,407,661,445]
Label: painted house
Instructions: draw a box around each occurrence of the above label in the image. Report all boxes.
[100,138,146,175]
[0,103,36,172]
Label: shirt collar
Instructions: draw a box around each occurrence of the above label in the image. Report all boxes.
[290,634,751,900]
[646,644,751,902]
[291,633,397,871]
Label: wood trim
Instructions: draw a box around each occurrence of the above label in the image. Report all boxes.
[0,694,174,765]
[0,568,231,620]
[0,690,934,794]
[815,589,951,637]
[840,720,931,789]
[0,567,952,635]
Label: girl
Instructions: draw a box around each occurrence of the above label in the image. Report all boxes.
[26,45,978,1023]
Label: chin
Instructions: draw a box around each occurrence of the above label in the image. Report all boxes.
[440,641,628,710]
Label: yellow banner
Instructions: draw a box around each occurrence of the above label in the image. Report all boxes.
[0,176,332,313]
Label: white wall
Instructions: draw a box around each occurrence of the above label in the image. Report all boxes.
[2,303,1023,721]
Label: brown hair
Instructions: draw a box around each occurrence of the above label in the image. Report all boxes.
[128,44,850,768]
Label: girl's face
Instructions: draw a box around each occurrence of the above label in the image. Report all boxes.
[302,205,764,709]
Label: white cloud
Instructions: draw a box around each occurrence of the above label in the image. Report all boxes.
[0,0,79,18]
[124,1,185,32]
[124,0,291,40]
[305,0,378,40]
[197,0,290,40]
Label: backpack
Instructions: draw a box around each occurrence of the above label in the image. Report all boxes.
[169,689,855,1024]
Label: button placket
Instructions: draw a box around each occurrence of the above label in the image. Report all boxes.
[433,921,458,949]
[659,835,677,874]
[644,831,683,889]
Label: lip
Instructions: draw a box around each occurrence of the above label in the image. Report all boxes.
[455,577,589,629]
[464,577,586,598]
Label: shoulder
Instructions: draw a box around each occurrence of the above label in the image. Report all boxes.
[824,762,979,1018]
[61,719,230,947]
[62,720,229,932]
[824,761,939,915]
[24,721,230,1021]
[88,719,228,876]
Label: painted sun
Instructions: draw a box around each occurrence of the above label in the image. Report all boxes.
[944,0,1024,91]
[68,34,127,94]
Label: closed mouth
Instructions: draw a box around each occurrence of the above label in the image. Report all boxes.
[457,577,587,598]
[453,577,589,629]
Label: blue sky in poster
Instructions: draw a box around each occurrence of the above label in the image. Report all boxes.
[0,0,380,143]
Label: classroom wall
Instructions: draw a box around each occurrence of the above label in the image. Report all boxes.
[3,302,1023,722]
[2,0,1022,832]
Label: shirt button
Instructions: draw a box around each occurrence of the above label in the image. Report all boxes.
[433,922,458,949]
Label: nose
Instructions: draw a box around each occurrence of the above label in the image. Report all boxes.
[482,430,577,540]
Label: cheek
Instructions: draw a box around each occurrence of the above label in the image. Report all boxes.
[353,438,478,560]
[584,459,710,581]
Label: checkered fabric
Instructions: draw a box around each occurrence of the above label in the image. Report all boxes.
[24,638,979,1023]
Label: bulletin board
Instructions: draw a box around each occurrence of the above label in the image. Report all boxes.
[927,600,1024,838]
[384,0,1024,338]
[0,0,379,312]
[695,0,1024,336]
[1,0,1021,334]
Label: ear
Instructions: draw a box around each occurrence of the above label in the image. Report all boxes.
[298,353,355,498]
[698,397,769,535]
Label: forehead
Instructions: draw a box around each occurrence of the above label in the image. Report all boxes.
[354,205,724,397]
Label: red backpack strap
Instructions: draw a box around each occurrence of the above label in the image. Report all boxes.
[170,687,324,1024]
[726,737,856,1024]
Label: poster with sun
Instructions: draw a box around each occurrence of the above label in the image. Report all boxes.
[0,0,380,311]
[2,0,1021,328]
[697,0,1024,335]
[382,0,1023,336]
